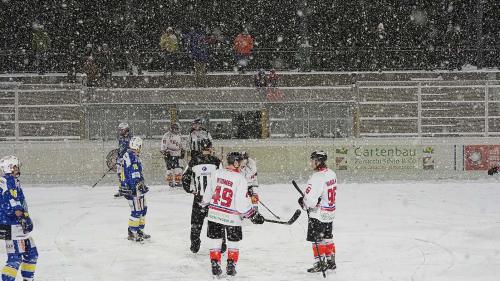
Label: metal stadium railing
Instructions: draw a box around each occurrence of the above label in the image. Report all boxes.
[2,81,500,141]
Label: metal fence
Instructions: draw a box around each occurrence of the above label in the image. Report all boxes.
[356,81,500,137]
[3,81,500,141]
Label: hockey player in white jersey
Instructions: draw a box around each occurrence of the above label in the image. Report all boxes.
[202,152,265,277]
[298,150,338,273]
[189,118,212,159]
[240,151,259,207]
[160,122,186,187]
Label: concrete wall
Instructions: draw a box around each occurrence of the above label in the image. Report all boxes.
[1,137,498,186]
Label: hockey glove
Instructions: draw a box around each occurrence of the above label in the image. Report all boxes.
[251,194,259,204]
[247,187,259,204]
[487,166,499,175]
[136,181,149,194]
[118,186,133,196]
[19,214,33,234]
[250,212,265,224]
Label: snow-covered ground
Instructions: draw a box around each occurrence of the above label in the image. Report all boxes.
[5,180,500,281]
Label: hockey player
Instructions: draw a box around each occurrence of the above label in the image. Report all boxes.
[298,150,337,273]
[160,122,186,187]
[115,122,133,197]
[189,118,212,159]
[202,152,265,277]
[0,156,38,281]
[240,151,259,207]
[118,137,150,242]
[182,138,221,253]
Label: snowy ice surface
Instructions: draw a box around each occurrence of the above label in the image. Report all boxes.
[6,180,500,281]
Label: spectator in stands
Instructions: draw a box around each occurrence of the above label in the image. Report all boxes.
[254,69,267,88]
[124,22,143,76]
[233,29,254,74]
[187,26,209,77]
[444,22,463,71]
[374,22,388,71]
[67,42,78,83]
[296,38,312,72]
[98,43,113,83]
[267,69,279,87]
[265,69,284,101]
[32,23,50,75]
[160,27,179,75]
[180,28,194,74]
[83,55,99,87]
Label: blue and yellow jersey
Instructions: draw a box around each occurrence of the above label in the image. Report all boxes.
[118,134,133,159]
[120,149,144,191]
[0,174,28,226]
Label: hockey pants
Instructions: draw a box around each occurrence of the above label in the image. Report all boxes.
[128,195,147,234]
[2,238,38,281]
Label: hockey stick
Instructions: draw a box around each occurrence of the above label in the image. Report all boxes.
[292,180,327,278]
[292,180,305,196]
[263,209,301,225]
[91,166,114,188]
[259,200,281,219]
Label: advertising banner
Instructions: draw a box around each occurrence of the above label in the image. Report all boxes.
[334,145,435,171]
[464,145,500,171]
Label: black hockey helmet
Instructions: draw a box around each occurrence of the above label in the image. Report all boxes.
[170,122,180,133]
[199,138,212,151]
[226,152,244,165]
[192,118,202,125]
[310,150,327,163]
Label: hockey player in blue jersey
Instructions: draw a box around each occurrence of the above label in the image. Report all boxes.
[118,137,151,242]
[0,156,38,281]
[115,122,133,197]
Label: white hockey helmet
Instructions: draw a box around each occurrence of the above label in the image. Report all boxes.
[118,122,129,130]
[118,122,130,136]
[0,155,20,174]
[129,136,143,152]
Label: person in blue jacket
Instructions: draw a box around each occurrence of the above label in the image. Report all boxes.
[0,156,37,281]
[118,137,150,242]
[114,122,133,197]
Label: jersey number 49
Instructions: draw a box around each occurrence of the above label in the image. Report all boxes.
[212,185,233,207]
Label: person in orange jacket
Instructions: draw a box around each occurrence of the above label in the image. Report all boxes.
[233,29,254,74]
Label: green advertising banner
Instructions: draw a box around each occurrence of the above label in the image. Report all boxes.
[334,145,435,170]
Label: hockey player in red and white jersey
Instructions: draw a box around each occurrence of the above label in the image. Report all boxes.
[240,151,259,207]
[160,122,185,187]
[202,152,265,277]
[298,150,338,273]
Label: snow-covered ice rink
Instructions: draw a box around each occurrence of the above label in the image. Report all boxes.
[9,180,500,281]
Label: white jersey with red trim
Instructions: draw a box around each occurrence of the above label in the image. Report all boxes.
[160,131,184,157]
[303,167,338,223]
[202,167,253,226]
[241,158,258,187]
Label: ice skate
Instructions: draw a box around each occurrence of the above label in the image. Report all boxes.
[325,256,336,270]
[226,260,237,276]
[211,260,222,276]
[128,230,144,242]
[307,261,326,273]
[138,229,151,240]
